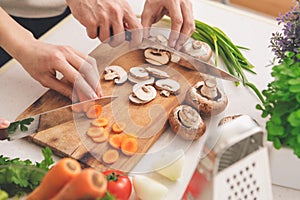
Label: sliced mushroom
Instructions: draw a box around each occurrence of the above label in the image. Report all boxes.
[155,78,180,95]
[128,75,155,85]
[145,67,170,79]
[104,65,127,84]
[168,105,206,140]
[129,67,150,80]
[181,40,213,62]
[132,84,156,102]
[185,78,228,115]
[160,90,170,97]
[144,48,171,66]
[129,93,150,105]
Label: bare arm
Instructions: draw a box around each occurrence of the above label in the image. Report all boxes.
[0,7,102,100]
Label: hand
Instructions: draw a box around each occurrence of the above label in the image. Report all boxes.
[141,0,195,50]
[66,0,142,46]
[17,39,102,101]
[0,118,10,129]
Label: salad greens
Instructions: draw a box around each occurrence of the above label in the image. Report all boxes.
[0,147,54,197]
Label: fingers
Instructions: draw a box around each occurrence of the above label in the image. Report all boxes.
[0,118,10,129]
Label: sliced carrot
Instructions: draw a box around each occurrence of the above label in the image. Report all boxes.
[111,122,126,133]
[87,127,108,138]
[109,134,127,149]
[86,104,103,119]
[102,149,120,165]
[27,158,82,200]
[92,129,110,143]
[121,137,138,156]
[91,117,109,127]
[51,168,107,200]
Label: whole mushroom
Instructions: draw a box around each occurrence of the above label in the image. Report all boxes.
[168,105,206,140]
[181,40,213,62]
[185,78,228,115]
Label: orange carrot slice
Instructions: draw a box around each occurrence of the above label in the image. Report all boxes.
[92,129,110,143]
[91,117,109,127]
[121,137,138,156]
[111,122,126,133]
[87,127,108,138]
[109,134,127,149]
[51,168,107,200]
[27,158,82,200]
[86,104,103,119]
[102,149,120,165]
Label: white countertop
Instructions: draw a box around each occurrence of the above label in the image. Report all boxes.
[1,0,300,199]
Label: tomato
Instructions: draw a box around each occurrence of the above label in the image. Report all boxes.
[103,170,132,200]
[182,169,208,200]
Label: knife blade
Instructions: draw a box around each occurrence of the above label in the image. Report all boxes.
[0,96,117,141]
[141,37,240,82]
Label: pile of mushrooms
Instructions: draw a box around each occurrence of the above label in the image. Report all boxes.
[185,78,228,116]
[103,64,181,105]
[168,105,206,141]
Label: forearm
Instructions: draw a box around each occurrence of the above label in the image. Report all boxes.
[0,7,35,61]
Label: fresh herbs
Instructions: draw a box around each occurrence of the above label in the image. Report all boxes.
[0,147,54,197]
[257,0,300,157]
[8,117,34,134]
[192,20,264,102]
[269,0,300,63]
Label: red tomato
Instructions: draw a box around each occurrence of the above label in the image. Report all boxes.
[103,170,132,200]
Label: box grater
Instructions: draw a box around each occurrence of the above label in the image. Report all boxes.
[183,115,273,200]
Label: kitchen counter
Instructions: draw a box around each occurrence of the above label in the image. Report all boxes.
[0,0,300,199]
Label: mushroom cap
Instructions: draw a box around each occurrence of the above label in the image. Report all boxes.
[144,48,171,66]
[168,105,206,140]
[128,75,155,85]
[185,81,228,115]
[181,40,213,62]
[155,78,180,94]
[104,65,128,84]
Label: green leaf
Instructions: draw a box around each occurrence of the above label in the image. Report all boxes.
[289,84,300,93]
[21,118,34,125]
[288,110,300,127]
[266,121,285,136]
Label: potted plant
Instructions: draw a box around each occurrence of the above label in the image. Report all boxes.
[256,0,300,189]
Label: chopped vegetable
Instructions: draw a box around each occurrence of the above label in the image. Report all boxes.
[51,168,107,200]
[109,134,127,149]
[92,130,110,143]
[0,190,8,200]
[86,105,103,119]
[103,170,132,200]
[92,117,109,127]
[111,122,126,133]
[27,158,82,200]
[132,175,168,200]
[102,149,120,165]
[154,149,185,181]
[121,137,138,156]
[87,127,109,138]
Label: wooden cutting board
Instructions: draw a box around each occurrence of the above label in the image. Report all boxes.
[17,42,204,172]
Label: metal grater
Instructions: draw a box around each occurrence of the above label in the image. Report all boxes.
[183,115,273,200]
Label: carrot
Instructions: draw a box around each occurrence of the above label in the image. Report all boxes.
[92,128,110,143]
[102,149,119,164]
[111,122,126,133]
[121,137,138,156]
[27,158,82,200]
[86,105,103,119]
[87,127,109,138]
[51,168,107,200]
[91,117,109,127]
[109,134,127,149]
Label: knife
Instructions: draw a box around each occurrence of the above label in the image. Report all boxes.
[0,96,117,141]
[141,37,240,82]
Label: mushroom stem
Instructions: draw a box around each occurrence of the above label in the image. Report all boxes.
[200,78,218,100]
